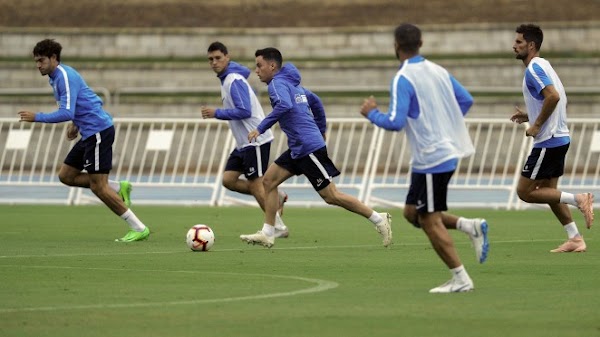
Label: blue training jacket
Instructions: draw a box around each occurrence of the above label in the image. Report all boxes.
[34,64,113,140]
[257,63,327,159]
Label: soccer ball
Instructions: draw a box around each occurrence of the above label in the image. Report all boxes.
[186,224,215,251]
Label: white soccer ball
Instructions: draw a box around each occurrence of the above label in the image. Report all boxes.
[186,224,215,251]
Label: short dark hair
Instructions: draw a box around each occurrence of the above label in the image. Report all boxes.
[33,39,62,62]
[208,41,228,54]
[394,23,421,54]
[516,24,543,50]
[255,47,282,69]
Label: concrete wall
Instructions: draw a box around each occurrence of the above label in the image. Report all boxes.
[2,22,599,119]
[2,22,600,59]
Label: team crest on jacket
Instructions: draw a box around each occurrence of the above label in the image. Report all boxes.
[294,94,308,104]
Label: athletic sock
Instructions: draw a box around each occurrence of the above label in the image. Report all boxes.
[368,211,383,224]
[274,212,287,230]
[120,209,146,231]
[456,217,474,235]
[262,223,275,237]
[451,265,471,283]
[559,192,577,206]
[563,222,580,239]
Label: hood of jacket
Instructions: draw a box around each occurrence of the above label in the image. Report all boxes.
[218,61,251,82]
[272,63,301,86]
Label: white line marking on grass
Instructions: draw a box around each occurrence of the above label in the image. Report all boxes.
[0,266,339,313]
[0,239,579,259]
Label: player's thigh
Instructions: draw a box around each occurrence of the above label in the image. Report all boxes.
[263,163,293,190]
[58,163,83,183]
[222,170,243,186]
[88,172,109,191]
[403,204,419,227]
[516,175,546,195]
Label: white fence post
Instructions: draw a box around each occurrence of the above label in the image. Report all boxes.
[1,117,599,209]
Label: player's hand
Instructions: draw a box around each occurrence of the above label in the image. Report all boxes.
[66,123,79,140]
[200,106,216,119]
[248,129,260,142]
[17,111,36,122]
[525,125,540,137]
[359,96,377,117]
[510,106,529,124]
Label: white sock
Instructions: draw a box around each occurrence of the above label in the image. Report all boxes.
[451,265,471,283]
[559,192,577,206]
[456,217,474,235]
[274,212,287,230]
[262,223,275,237]
[563,222,580,239]
[120,209,146,231]
[108,180,121,193]
[368,211,383,224]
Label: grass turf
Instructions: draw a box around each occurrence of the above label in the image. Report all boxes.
[0,205,598,337]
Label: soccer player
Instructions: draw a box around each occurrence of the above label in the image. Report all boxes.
[359,24,489,293]
[240,47,392,248]
[18,39,149,242]
[511,23,594,252]
[200,41,289,238]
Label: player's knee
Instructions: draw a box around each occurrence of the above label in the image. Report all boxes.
[262,175,277,192]
[320,193,337,206]
[403,208,421,228]
[58,172,74,186]
[516,186,533,202]
[221,177,235,191]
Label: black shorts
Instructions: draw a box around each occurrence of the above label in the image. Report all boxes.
[406,170,454,215]
[274,146,340,191]
[521,143,569,180]
[224,142,271,180]
[64,126,114,174]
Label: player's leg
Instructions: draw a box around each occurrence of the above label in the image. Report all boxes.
[541,178,587,252]
[318,183,370,217]
[406,171,473,292]
[419,212,473,293]
[317,183,392,247]
[60,138,131,206]
[87,173,149,242]
[436,213,489,263]
[228,143,288,237]
[222,170,255,195]
[298,147,391,246]
[222,148,252,193]
[59,139,90,187]
[240,151,293,248]
[517,144,594,227]
[88,173,127,216]
[419,212,462,269]
[262,164,292,224]
[403,201,488,263]
[82,126,149,242]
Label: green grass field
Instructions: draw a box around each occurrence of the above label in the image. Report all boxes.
[0,205,598,337]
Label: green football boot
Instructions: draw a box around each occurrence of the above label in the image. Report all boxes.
[118,181,132,208]
[115,227,150,242]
